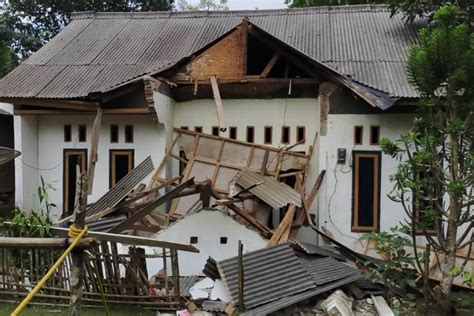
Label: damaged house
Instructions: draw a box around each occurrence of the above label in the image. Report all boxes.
[0,5,471,288]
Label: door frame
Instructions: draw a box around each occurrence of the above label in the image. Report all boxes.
[109,149,134,188]
[63,149,88,216]
[351,150,381,232]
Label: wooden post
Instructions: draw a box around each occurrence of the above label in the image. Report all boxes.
[170,249,180,307]
[424,243,431,304]
[238,240,244,312]
[71,107,101,314]
[69,167,88,316]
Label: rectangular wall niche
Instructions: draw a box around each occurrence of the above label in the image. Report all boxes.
[352,151,381,232]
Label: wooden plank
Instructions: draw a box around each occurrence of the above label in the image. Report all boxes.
[87,108,102,194]
[108,178,195,234]
[267,205,296,247]
[260,52,280,78]
[0,237,96,249]
[371,295,394,316]
[305,170,326,210]
[210,76,225,129]
[46,226,199,253]
[238,240,244,311]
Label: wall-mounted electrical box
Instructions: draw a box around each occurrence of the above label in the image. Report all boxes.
[337,148,346,164]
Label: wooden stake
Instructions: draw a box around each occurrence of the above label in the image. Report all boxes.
[267,205,296,247]
[69,168,88,316]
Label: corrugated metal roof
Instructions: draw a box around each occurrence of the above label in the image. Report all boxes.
[88,215,127,232]
[234,169,301,209]
[86,156,154,215]
[241,274,362,316]
[217,243,316,309]
[297,256,361,285]
[180,275,200,297]
[293,240,348,260]
[0,5,421,99]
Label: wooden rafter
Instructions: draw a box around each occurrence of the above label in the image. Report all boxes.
[260,52,280,78]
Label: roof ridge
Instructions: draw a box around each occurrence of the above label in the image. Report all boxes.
[70,4,390,20]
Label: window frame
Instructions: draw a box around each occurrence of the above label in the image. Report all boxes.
[212,126,220,136]
[194,126,203,133]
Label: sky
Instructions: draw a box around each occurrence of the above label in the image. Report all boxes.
[187,0,287,10]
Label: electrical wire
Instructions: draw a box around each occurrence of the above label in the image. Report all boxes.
[326,158,364,246]
[19,128,80,171]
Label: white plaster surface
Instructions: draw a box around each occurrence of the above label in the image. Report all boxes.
[317,113,414,250]
[29,114,164,220]
[149,209,268,276]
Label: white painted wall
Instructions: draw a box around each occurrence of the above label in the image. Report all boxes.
[0,103,13,114]
[317,113,414,251]
[33,114,164,221]
[14,115,39,211]
[148,209,268,276]
[153,89,176,179]
[174,98,320,154]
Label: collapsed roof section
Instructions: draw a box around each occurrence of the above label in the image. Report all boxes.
[0,5,420,110]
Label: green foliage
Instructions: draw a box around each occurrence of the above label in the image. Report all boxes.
[285,0,386,7]
[0,177,55,238]
[0,0,174,78]
[362,225,419,294]
[177,0,228,11]
[388,0,472,23]
[382,4,473,304]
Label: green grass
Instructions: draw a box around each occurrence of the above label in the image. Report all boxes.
[0,303,157,315]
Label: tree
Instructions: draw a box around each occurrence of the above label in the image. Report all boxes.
[177,0,228,11]
[387,0,473,23]
[0,0,174,77]
[285,0,387,7]
[381,4,473,313]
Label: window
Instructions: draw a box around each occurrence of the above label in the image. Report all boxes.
[370,126,380,145]
[264,126,272,144]
[110,125,119,143]
[190,236,198,244]
[281,126,290,144]
[180,126,189,130]
[354,126,363,145]
[194,126,203,133]
[64,125,72,142]
[109,150,134,188]
[78,125,87,142]
[63,149,87,216]
[352,151,381,232]
[212,126,220,136]
[220,237,228,244]
[296,126,306,144]
[246,126,255,143]
[229,127,237,140]
[125,125,134,143]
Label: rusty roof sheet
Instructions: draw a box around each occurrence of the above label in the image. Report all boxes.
[234,168,301,209]
[0,5,421,99]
